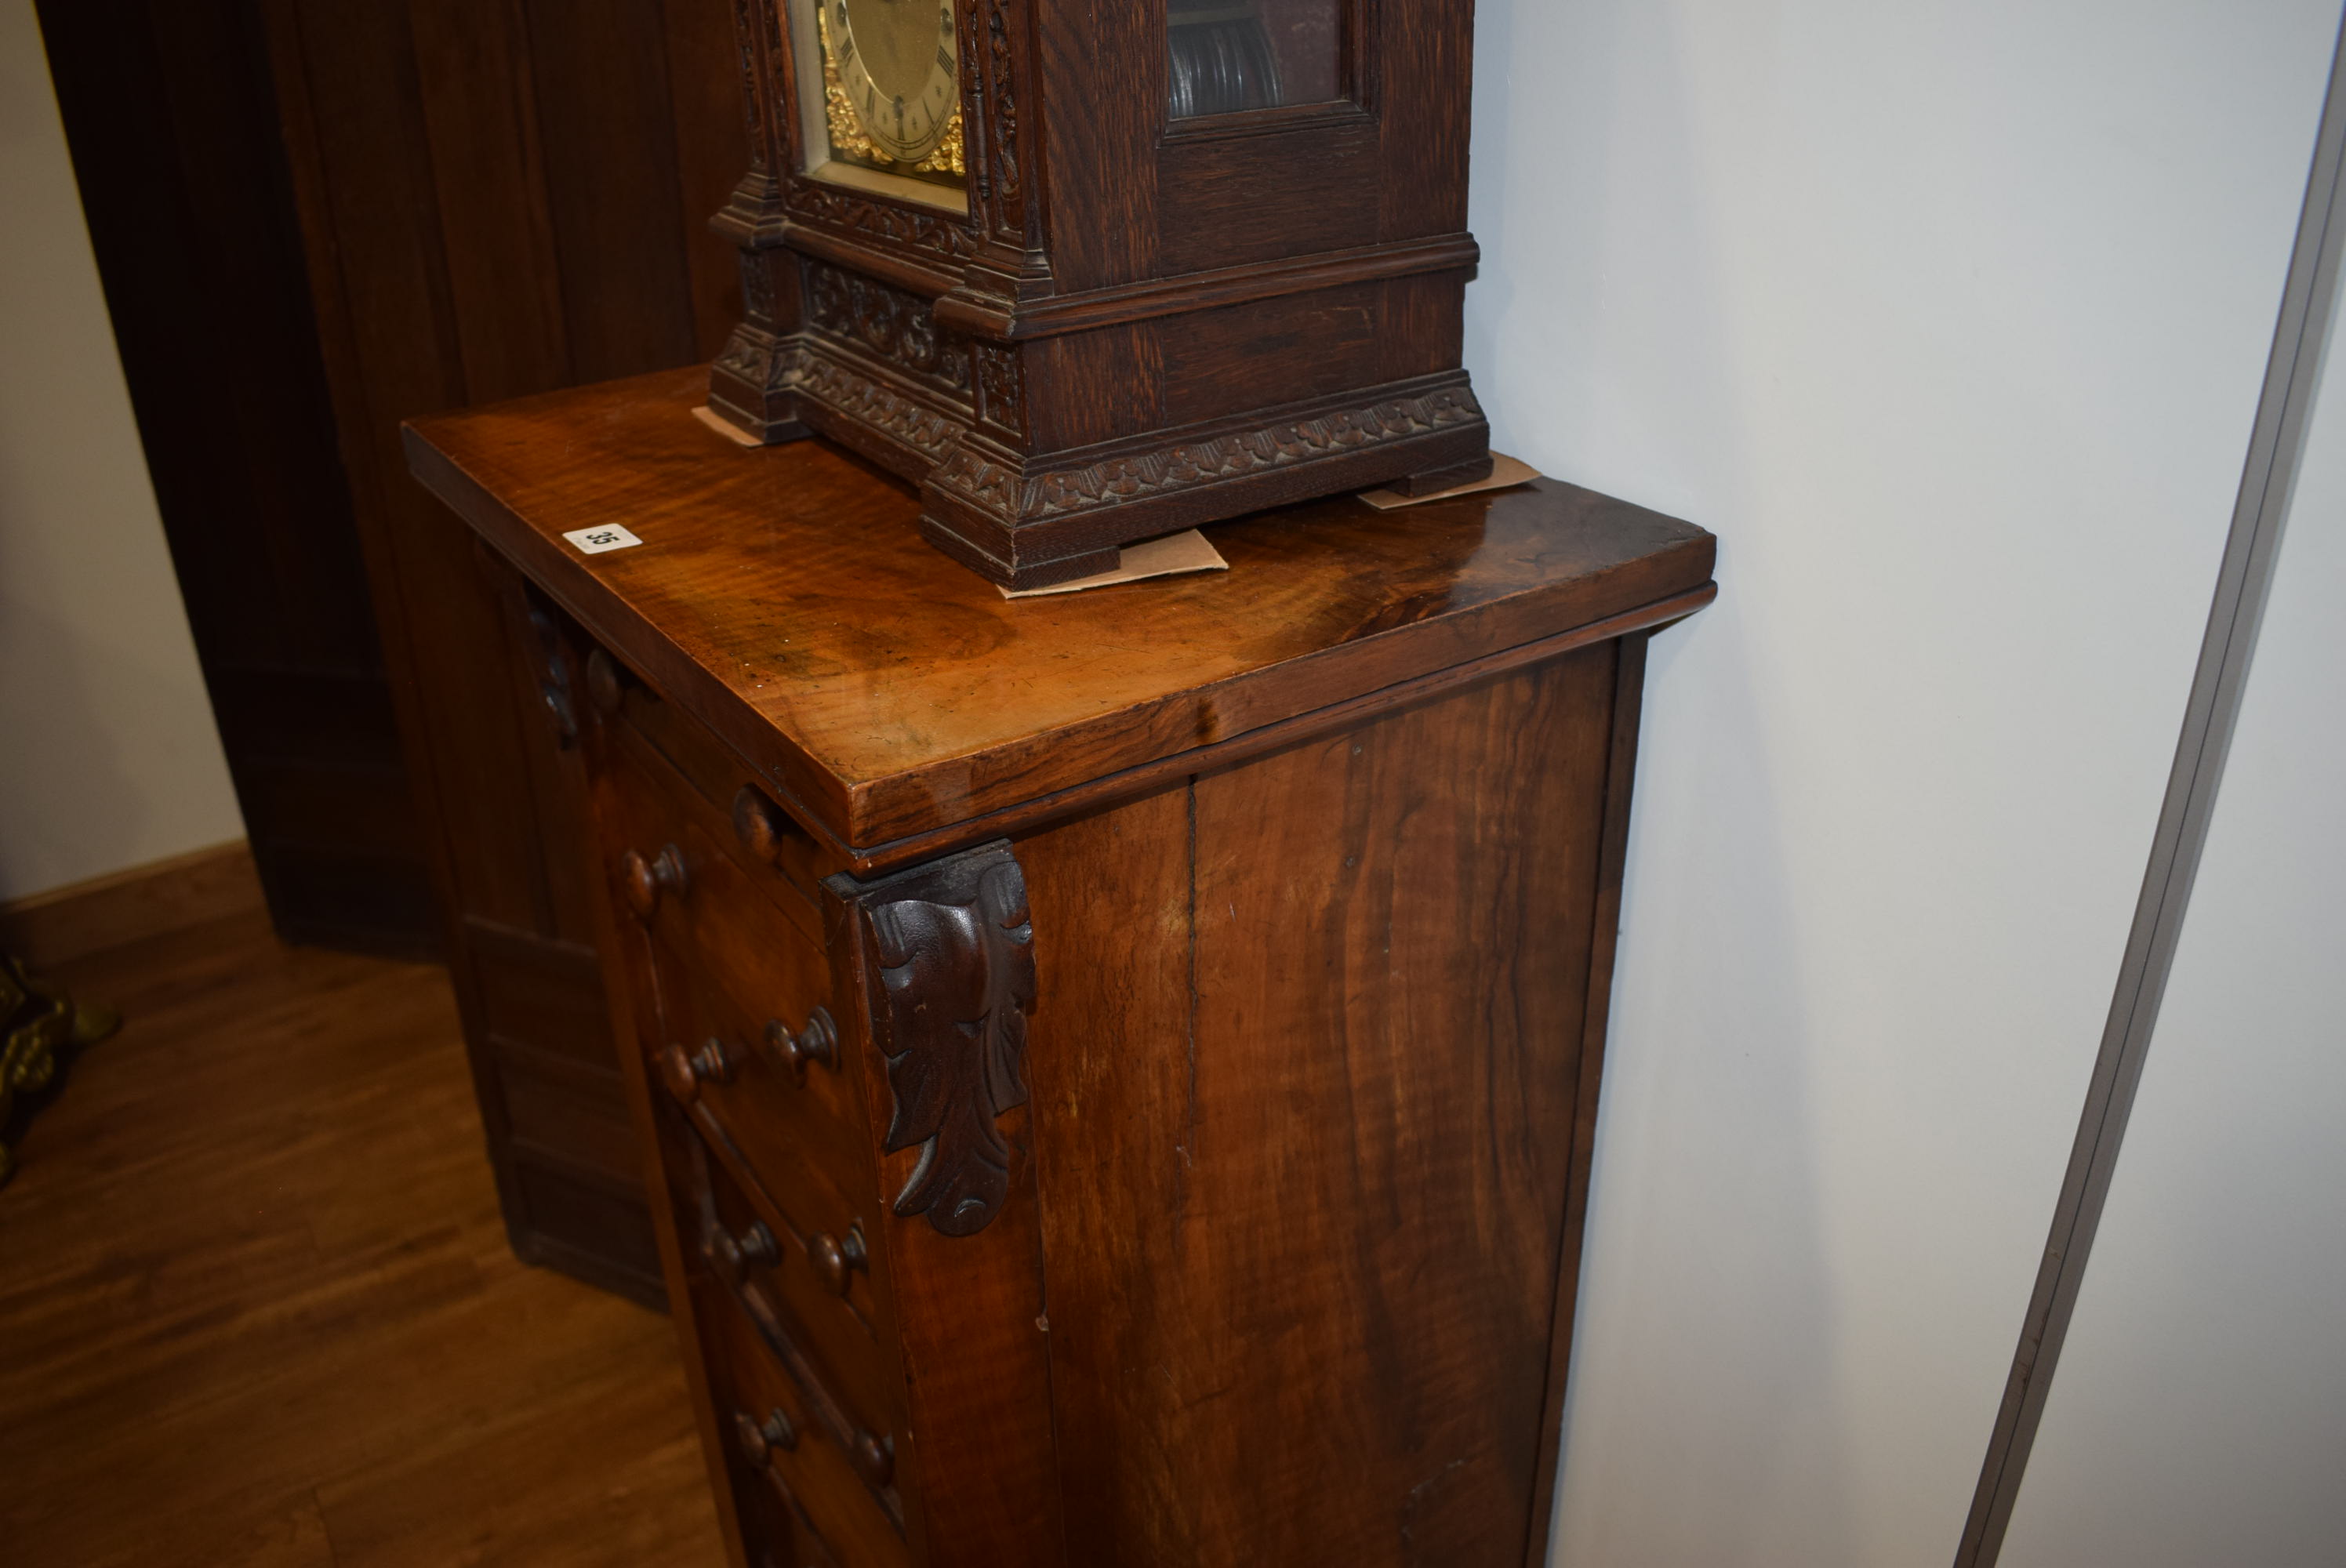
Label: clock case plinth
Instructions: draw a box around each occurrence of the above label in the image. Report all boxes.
[708,0,1492,590]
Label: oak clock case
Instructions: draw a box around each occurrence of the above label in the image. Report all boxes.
[707,0,1494,589]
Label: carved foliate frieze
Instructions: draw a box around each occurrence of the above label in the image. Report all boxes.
[784,181,979,266]
[802,356,964,457]
[715,326,804,400]
[730,0,770,171]
[739,248,777,326]
[979,0,1022,235]
[932,384,1486,521]
[854,845,1036,1237]
[804,261,971,394]
[973,343,1022,434]
[930,447,1017,512]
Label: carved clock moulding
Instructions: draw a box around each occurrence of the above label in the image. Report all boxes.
[708,0,1494,589]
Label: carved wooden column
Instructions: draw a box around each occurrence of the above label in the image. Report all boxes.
[706,0,811,442]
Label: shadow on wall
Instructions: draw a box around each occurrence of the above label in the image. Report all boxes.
[1453,0,2344,1560]
[1464,7,1863,1562]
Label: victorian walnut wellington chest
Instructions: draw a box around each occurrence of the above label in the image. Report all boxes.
[405,367,1714,1568]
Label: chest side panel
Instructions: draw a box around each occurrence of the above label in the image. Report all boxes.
[1021,644,1623,1566]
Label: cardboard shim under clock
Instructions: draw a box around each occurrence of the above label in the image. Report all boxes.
[1356,452,1542,510]
[693,403,1531,593]
[1001,452,1541,596]
[998,528,1229,599]
[692,405,767,447]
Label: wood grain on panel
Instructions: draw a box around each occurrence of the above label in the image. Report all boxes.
[1157,119,1383,275]
[1027,650,1619,1565]
[1159,282,1382,428]
[1013,786,1197,1559]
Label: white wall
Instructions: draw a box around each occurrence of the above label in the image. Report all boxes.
[0,2,243,902]
[1462,3,2343,1563]
[1997,309,2346,1568]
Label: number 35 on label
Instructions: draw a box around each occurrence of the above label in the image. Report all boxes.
[562,524,643,555]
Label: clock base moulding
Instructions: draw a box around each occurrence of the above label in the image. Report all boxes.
[702,251,1497,588]
[713,344,1492,590]
[917,373,1493,588]
[701,0,1498,588]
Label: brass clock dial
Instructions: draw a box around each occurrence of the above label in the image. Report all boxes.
[819,0,964,175]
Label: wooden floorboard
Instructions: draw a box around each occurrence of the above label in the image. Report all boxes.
[0,909,724,1566]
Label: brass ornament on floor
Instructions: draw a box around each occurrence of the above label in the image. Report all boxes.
[0,952,120,1188]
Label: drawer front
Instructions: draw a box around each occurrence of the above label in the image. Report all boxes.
[677,1083,901,1434]
[596,646,829,923]
[694,1231,912,1568]
[604,739,895,1377]
[605,732,859,1161]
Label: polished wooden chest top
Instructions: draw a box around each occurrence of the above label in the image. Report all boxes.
[404,368,1712,866]
[406,366,1716,1567]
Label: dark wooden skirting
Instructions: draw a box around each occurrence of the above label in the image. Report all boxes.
[0,840,261,971]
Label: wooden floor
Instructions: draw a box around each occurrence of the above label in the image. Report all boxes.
[0,906,726,1566]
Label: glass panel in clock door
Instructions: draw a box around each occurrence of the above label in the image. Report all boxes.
[1167,0,1345,119]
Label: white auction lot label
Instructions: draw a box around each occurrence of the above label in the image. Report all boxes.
[561,524,643,555]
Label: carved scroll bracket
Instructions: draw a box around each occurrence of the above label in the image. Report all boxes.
[852,843,1036,1236]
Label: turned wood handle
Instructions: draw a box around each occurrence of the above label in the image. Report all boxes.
[540,682,578,746]
[584,648,624,714]
[733,1406,797,1465]
[619,844,688,920]
[851,1429,894,1489]
[808,1222,867,1298]
[732,784,786,862]
[764,1007,838,1079]
[660,1036,739,1103]
[704,1218,779,1287]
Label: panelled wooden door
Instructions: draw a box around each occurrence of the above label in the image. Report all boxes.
[38,0,435,954]
[38,0,753,1301]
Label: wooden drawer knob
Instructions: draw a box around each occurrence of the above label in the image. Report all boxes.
[705,1218,779,1287]
[764,1007,837,1079]
[619,844,687,920]
[732,785,786,862]
[808,1222,866,1298]
[733,1406,797,1465]
[851,1429,894,1489]
[585,648,624,714]
[540,682,578,746]
[660,1037,739,1102]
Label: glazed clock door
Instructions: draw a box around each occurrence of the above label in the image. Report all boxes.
[786,0,968,210]
[1166,0,1347,118]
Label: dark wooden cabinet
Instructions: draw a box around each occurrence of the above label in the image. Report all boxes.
[407,366,1713,1566]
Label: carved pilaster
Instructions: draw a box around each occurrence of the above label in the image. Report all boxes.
[706,0,811,445]
[841,843,1036,1237]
